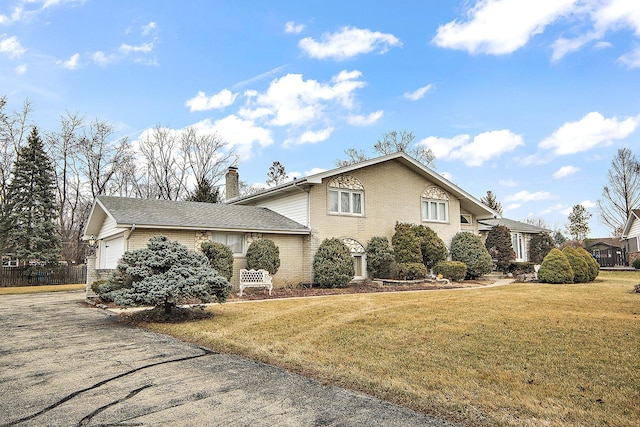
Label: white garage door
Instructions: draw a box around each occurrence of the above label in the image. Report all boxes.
[101,235,125,269]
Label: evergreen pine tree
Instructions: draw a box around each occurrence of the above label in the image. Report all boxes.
[188,178,219,203]
[484,224,515,272]
[1,127,61,269]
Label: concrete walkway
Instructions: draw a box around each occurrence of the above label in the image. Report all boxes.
[0,291,457,427]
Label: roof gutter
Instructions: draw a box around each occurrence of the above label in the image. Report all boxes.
[126,223,136,240]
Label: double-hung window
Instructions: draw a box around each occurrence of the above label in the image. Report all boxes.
[329,189,363,215]
[511,232,524,261]
[421,186,449,223]
[212,232,245,255]
[328,175,364,216]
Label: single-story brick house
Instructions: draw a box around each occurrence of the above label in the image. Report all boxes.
[84,152,520,294]
[478,218,550,263]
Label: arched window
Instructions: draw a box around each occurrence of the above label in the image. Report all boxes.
[421,186,449,223]
[328,175,364,216]
[342,238,366,279]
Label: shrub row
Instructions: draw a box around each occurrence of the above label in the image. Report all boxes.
[538,247,599,284]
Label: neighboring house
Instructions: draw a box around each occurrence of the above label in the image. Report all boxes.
[83,152,500,293]
[621,209,640,266]
[477,218,550,262]
[584,238,626,267]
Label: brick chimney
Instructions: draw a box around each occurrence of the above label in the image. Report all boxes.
[226,166,239,200]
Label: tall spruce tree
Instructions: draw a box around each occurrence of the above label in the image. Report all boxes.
[484,224,515,272]
[480,190,503,214]
[1,127,61,268]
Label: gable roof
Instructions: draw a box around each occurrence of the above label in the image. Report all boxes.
[584,237,622,249]
[477,217,550,234]
[84,196,310,239]
[230,152,499,218]
[622,209,640,238]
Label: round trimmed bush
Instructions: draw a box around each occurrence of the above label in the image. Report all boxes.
[313,238,354,288]
[392,222,422,264]
[576,247,599,281]
[450,232,493,279]
[538,248,574,284]
[200,240,234,281]
[433,261,467,281]
[396,262,428,280]
[633,258,640,270]
[246,238,280,275]
[563,247,590,283]
[366,236,395,279]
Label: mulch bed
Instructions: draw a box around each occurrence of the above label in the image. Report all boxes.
[226,279,492,301]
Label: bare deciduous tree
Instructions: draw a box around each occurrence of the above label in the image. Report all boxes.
[181,126,236,190]
[597,147,640,236]
[0,97,33,207]
[336,130,435,167]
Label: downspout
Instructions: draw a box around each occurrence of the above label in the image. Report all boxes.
[126,224,136,252]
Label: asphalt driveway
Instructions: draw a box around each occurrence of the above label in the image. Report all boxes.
[0,291,457,426]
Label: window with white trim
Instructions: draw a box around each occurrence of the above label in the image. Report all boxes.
[421,186,449,223]
[212,232,245,255]
[328,175,364,216]
[511,232,524,261]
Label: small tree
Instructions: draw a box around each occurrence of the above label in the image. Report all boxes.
[566,204,592,241]
[528,232,555,264]
[366,236,395,279]
[450,232,493,279]
[480,190,503,214]
[538,248,574,284]
[484,225,515,272]
[97,236,231,314]
[313,238,354,288]
[562,246,590,283]
[266,161,288,186]
[246,238,280,275]
[200,240,234,281]
[188,178,220,203]
[414,224,448,270]
[553,230,567,246]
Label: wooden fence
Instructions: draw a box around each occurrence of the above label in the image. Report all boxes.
[0,265,86,287]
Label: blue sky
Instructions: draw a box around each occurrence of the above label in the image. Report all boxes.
[2,0,640,238]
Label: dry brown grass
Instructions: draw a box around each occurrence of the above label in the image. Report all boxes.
[143,271,640,426]
[0,283,85,294]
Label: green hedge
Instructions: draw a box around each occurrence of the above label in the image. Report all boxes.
[396,262,428,280]
[433,261,467,281]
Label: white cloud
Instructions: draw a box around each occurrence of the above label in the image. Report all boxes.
[499,178,519,187]
[92,50,114,66]
[619,46,640,68]
[305,167,327,176]
[285,21,305,34]
[505,190,553,203]
[432,0,576,55]
[243,70,366,128]
[15,63,27,74]
[59,52,80,69]
[419,129,523,166]
[403,84,433,101]
[289,127,334,146]
[192,115,273,160]
[553,165,580,179]
[299,26,401,60]
[439,171,453,181]
[580,199,597,209]
[539,112,640,155]
[347,110,383,126]
[0,34,26,58]
[185,89,238,112]
[594,41,612,49]
[120,42,154,54]
[141,21,157,36]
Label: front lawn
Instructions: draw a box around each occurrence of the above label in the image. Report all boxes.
[143,271,640,426]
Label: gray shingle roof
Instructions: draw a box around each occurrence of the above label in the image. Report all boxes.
[477,218,550,234]
[96,196,309,233]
